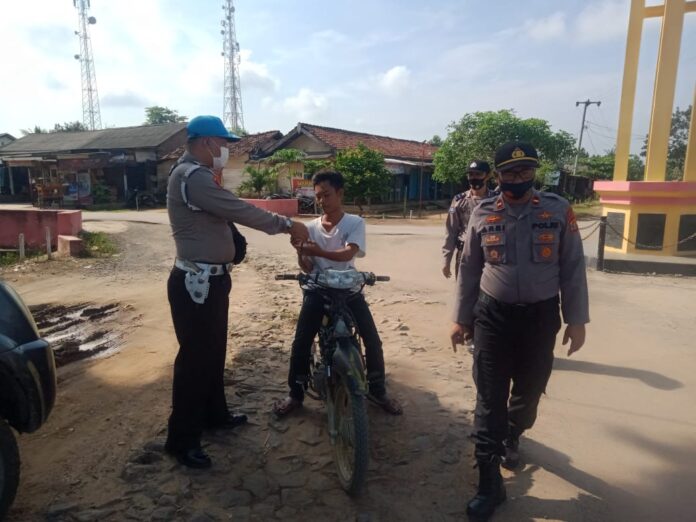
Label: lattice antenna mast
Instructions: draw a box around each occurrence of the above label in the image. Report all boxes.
[221,0,244,132]
[73,0,102,130]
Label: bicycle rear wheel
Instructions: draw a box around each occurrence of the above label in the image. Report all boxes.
[332,371,369,496]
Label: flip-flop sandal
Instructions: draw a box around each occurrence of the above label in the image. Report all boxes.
[367,394,403,415]
[272,397,303,417]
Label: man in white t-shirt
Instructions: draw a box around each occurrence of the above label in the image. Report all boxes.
[273,171,403,417]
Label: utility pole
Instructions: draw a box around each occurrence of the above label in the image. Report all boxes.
[572,99,601,176]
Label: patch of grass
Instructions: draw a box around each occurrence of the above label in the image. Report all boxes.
[573,200,602,218]
[0,249,44,267]
[0,252,20,267]
[78,231,118,257]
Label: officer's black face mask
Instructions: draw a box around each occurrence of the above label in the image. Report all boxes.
[468,177,485,190]
[500,179,534,199]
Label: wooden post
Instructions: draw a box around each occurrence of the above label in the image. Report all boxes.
[46,227,52,259]
[18,233,25,261]
[402,180,407,218]
[8,165,15,195]
[597,216,607,272]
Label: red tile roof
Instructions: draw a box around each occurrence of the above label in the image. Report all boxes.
[300,123,438,161]
[229,130,282,156]
[160,130,283,161]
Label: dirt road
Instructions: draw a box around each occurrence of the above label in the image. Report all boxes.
[1,212,695,521]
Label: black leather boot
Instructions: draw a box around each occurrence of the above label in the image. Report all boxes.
[467,456,506,521]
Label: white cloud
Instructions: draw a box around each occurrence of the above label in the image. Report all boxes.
[435,42,501,79]
[282,88,329,120]
[101,91,151,108]
[310,29,348,46]
[524,12,566,42]
[239,49,280,92]
[378,65,411,94]
[575,1,629,44]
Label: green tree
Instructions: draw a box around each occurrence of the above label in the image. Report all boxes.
[21,125,48,135]
[428,135,443,146]
[578,150,645,181]
[334,143,391,214]
[21,122,87,135]
[579,152,615,181]
[266,148,307,192]
[640,105,691,181]
[52,121,87,132]
[433,109,576,184]
[303,159,333,177]
[238,165,277,197]
[144,106,187,125]
[627,154,645,181]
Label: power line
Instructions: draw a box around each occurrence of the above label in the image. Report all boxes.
[584,125,599,155]
[586,120,645,139]
[573,99,601,176]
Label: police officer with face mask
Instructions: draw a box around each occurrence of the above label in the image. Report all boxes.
[442,161,496,280]
[165,116,309,469]
[450,141,589,521]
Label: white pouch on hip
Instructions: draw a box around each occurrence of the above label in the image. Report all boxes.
[184,266,211,304]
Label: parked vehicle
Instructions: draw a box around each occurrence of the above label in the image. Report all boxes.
[126,188,158,210]
[0,281,57,519]
[275,269,389,495]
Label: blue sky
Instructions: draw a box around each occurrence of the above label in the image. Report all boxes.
[1,0,694,155]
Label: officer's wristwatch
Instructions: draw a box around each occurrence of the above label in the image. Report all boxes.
[285,217,294,231]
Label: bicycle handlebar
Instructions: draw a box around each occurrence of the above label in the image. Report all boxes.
[274,272,390,285]
[274,274,300,280]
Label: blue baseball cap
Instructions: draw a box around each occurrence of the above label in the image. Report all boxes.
[186,115,241,141]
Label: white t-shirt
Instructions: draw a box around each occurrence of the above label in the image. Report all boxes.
[306,213,366,273]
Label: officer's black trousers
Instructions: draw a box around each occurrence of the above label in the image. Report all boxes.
[472,293,561,461]
[166,267,231,453]
[288,290,386,401]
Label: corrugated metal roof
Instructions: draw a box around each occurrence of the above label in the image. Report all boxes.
[0,123,187,155]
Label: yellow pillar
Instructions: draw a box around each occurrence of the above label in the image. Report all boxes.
[614,0,645,182]
[684,84,696,182]
[644,0,686,181]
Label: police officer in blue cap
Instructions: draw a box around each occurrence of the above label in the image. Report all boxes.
[451,141,589,520]
[165,116,309,468]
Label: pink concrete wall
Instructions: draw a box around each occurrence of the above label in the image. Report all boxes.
[57,210,82,236]
[0,209,83,250]
[241,199,298,217]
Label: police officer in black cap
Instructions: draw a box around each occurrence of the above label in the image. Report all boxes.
[450,141,589,521]
[442,161,495,280]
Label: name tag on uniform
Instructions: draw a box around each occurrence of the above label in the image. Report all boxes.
[482,224,505,233]
[532,221,560,230]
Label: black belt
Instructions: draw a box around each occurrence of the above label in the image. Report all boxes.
[478,291,557,312]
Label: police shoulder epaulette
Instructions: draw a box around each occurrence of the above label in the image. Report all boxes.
[454,192,466,201]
